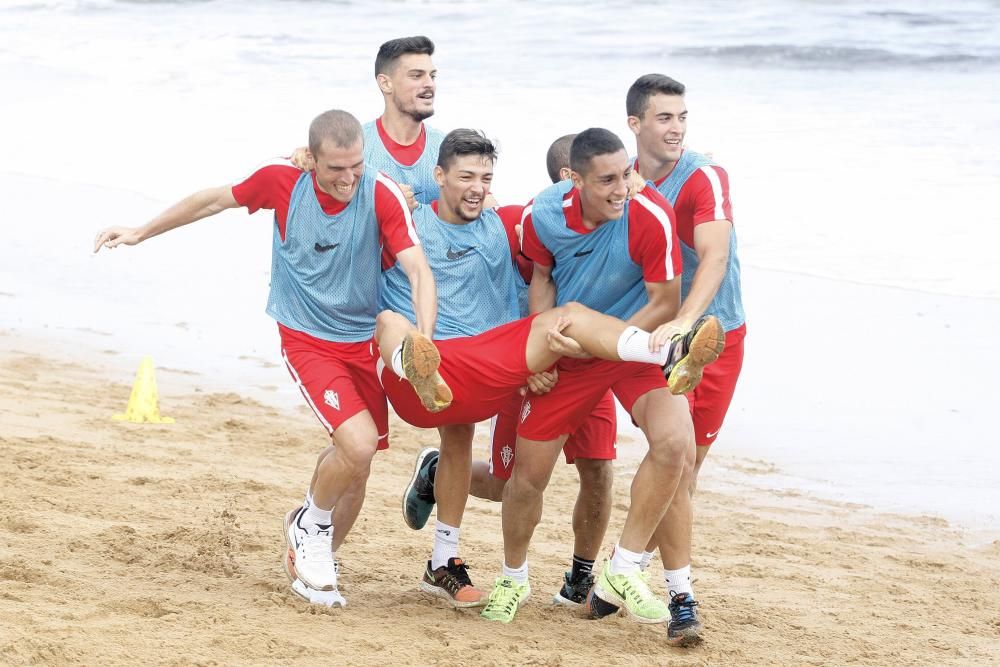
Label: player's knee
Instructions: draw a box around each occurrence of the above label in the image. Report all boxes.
[375,310,407,339]
[576,459,613,498]
[647,429,695,470]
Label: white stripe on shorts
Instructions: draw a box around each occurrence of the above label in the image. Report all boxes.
[282,348,334,434]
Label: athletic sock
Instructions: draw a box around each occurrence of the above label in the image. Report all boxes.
[303,489,314,510]
[502,560,529,585]
[664,565,694,598]
[302,503,332,530]
[639,550,656,572]
[570,554,595,580]
[390,344,405,377]
[615,326,670,365]
[609,543,643,576]
[431,521,460,570]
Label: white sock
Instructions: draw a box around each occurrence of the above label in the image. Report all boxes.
[664,565,694,598]
[390,344,405,377]
[302,503,332,529]
[609,543,643,575]
[303,489,314,510]
[502,560,529,585]
[639,550,656,572]
[616,326,669,365]
[431,521,460,570]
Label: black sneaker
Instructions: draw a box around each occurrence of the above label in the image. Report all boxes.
[419,557,486,608]
[552,570,595,607]
[402,447,438,530]
[666,592,703,646]
[662,315,726,395]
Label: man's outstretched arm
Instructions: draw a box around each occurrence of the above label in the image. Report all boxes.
[93,185,239,252]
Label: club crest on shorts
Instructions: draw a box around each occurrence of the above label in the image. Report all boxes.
[323,390,340,410]
[500,444,514,469]
[520,400,531,424]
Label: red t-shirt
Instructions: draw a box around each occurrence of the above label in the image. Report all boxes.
[641,156,733,248]
[376,117,427,166]
[231,159,417,256]
[520,184,682,283]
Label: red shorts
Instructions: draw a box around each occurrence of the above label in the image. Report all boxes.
[488,390,617,480]
[278,324,389,449]
[687,324,746,446]
[518,357,667,441]
[381,316,535,428]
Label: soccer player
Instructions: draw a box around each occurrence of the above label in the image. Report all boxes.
[479,128,706,639]
[391,131,619,609]
[92,109,438,604]
[292,36,443,205]
[626,73,746,642]
[404,132,619,609]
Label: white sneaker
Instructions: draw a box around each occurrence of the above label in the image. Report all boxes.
[290,578,347,607]
[284,506,337,591]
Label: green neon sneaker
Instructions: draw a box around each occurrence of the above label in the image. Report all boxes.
[480,576,531,623]
[592,562,669,624]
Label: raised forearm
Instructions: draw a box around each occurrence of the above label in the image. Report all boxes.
[138,186,236,242]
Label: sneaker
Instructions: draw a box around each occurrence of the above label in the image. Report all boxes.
[667,592,703,646]
[480,576,531,623]
[283,506,338,591]
[419,557,485,608]
[402,447,438,530]
[281,511,341,583]
[662,315,726,395]
[552,570,595,607]
[586,586,622,619]
[290,578,347,608]
[592,562,669,624]
[402,330,453,412]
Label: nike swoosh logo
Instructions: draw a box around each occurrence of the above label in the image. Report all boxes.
[573,249,594,258]
[315,242,340,252]
[446,246,475,260]
[705,429,720,438]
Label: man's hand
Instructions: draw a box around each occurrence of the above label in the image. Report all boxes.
[546,316,591,358]
[93,226,143,253]
[648,318,690,353]
[627,170,647,200]
[398,184,418,212]
[525,369,558,395]
[289,146,315,172]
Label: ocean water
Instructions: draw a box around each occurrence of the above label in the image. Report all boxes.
[1,1,998,533]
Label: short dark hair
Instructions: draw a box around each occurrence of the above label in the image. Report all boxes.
[626,73,686,118]
[545,133,576,183]
[309,109,362,155]
[437,129,497,170]
[375,36,435,77]
[570,128,625,176]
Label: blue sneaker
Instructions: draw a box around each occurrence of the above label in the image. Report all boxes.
[666,592,703,646]
[402,447,438,530]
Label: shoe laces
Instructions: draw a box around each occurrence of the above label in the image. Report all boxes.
[484,578,521,615]
[302,527,334,564]
[442,558,474,589]
[669,592,699,624]
[618,570,657,603]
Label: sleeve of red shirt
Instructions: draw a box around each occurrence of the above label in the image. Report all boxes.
[230,160,302,240]
[684,165,733,225]
[628,185,682,282]
[519,201,554,267]
[496,204,532,285]
[373,172,419,257]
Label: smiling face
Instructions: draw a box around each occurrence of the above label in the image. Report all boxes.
[435,154,493,223]
[381,53,437,122]
[571,149,632,226]
[630,93,687,166]
[311,138,365,203]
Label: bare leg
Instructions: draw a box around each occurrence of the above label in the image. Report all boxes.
[305,444,367,552]
[435,423,475,526]
[571,458,614,561]
[501,436,566,568]
[470,459,506,502]
[616,390,694,553]
[644,442,712,554]
[310,411,380,526]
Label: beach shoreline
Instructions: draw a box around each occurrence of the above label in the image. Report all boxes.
[1,331,997,665]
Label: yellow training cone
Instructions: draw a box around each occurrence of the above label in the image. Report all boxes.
[112,355,175,424]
